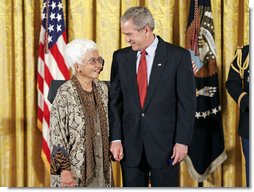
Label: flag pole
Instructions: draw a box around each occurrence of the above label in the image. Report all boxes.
[44,0,49,53]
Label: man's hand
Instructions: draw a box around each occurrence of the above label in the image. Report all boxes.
[110,141,124,161]
[61,170,77,187]
[171,143,188,165]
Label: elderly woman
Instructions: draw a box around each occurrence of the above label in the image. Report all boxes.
[49,39,111,187]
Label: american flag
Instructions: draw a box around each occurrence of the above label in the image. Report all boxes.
[37,0,69,171]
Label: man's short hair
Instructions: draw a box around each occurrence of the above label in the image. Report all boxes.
[121,6,155,31]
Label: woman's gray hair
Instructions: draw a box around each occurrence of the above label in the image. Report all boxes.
[120,6,155,31]
[65,39,97,74]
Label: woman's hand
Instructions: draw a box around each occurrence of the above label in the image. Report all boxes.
[60,170,77,187]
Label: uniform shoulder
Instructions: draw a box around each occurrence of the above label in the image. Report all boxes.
[234,44,249,60]
[237,44,249,50]
[241,45,249,55]
[231,44,249,75]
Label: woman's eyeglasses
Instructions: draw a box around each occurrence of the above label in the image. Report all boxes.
[81,56,104,66]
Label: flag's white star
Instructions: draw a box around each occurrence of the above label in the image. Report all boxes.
[57,24,62,32]
[202,112,207,119]
[48,24,54,32]
[212,108,218,114]
[48,35,53,43]
[42,13,46,20]
[56,14,62,22]
[195,112,201,119]
[50,13,56,20]
[51,1,56,10]
[57,2,63,10]
[43,2,47,9]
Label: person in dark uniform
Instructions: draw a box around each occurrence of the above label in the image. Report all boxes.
[226,45,249,187]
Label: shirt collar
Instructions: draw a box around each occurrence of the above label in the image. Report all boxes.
[137,35,159,57]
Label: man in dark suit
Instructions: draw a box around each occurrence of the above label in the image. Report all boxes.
[226,45,249,187]
[109,6,196,187]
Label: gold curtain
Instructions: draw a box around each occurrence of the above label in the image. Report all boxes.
[0,0,249,187]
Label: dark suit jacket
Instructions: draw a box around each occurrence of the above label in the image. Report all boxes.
[226,45,249,139]
[109,36,196,168]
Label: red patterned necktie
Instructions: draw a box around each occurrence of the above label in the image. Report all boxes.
[137,50,147,108]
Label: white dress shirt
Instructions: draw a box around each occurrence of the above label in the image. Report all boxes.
[136,36,159,84]
[112,36,159,143]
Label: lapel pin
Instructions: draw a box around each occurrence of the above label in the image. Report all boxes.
[158,63,162,66]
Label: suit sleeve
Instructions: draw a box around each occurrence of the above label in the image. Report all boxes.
[109,51,123,142]
[226,60,249,111]
[175,50,196,146]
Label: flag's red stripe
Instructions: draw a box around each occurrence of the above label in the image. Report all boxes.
[44,64,54,87]
[39,43,45,61]
[42,137,50,163]
[37,106,43,123]
[50,43,69,79]
[43,101,50,126]
[62,31,67,43]
[37,73,44,92]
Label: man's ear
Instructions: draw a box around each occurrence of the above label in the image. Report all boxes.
[144,26,152,36]
[145,25,151,32]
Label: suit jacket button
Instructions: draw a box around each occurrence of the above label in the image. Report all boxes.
[141,113,145,117]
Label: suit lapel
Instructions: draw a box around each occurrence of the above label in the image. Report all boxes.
[143,37,168,111]
[125,50,140,109]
